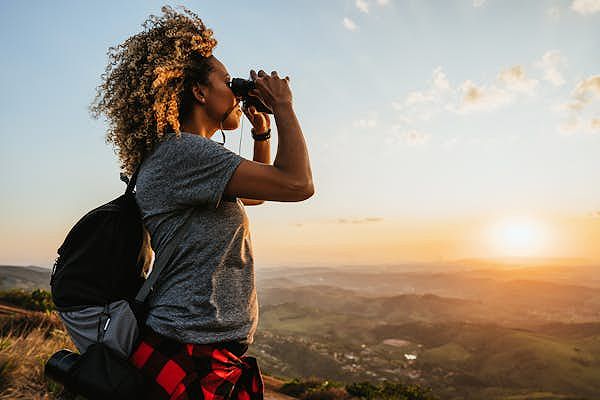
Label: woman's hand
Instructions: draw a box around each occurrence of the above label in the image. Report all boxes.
[242,104,270,133]
[249,69,292,113]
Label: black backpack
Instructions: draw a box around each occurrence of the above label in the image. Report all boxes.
[46,165,190,399]
[50,168,145,312]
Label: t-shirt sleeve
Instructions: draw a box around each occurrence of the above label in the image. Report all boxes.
[166,134,244,209]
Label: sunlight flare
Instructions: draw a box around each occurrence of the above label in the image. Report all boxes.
[486,216,548,257]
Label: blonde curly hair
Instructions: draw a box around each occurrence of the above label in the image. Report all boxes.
[90,5,218,176]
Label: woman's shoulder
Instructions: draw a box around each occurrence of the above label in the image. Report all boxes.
[141,131,240,174]
[157,131,226,154]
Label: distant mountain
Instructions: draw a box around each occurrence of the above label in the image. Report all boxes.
[0,265,51,291]
[257,267,600,324]
[451,256,592,267]
[251,285,600,399]
[257,262,600,290]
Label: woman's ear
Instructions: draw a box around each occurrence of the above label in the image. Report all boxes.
[192,84,207,105]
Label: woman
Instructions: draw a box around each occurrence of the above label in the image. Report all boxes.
[90,6,313,399]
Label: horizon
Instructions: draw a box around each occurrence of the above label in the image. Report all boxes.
[4,255,599,271]
[1,1,599,267]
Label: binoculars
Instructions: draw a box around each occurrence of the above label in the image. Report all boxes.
[44,349,80,390]
[228,78,273,114]
[45,346,147,399]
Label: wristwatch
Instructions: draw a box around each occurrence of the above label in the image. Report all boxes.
[251,128,271,141]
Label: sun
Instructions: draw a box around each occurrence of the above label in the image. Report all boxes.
[486,216,547,257]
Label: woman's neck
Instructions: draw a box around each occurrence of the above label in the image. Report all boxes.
[180,109,218,139]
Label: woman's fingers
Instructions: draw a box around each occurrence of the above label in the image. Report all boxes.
[242,104,257,119]
[250,69,285,81]
[248,68,293,108]
[248,88,261,98]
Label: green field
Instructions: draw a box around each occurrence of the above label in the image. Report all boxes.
[251,292,600,400]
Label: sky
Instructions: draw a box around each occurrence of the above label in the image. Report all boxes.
[1,0,599,268]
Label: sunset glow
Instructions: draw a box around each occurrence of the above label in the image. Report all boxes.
[1,2,599,268]
[486,217,549,257]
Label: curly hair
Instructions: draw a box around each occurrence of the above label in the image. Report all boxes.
[90,5,218,176]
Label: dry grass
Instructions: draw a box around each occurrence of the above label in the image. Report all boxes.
[0,310,290,400]
[0,310,77,400]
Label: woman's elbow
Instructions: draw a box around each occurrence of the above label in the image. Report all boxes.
[294,181,314,201]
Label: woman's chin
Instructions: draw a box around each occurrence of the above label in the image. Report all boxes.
[222,117,242,131]
[222,122,240,131]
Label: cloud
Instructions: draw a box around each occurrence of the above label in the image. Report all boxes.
[571,0,600,15]
[388,55,569,141]
[454,80,512,114]
[432,67,451,91]
[473,0,486,7]
[449,65,537,114]
[392,67,450,111]
[337,217,384,224]
[405,91,437,106]
[571,75,600,106]
[393,64,537,119]
[562,75,600,112]
[558,75,600,134]
[386,125,431,147]
[343,17,358,31]
[376,0,390,5]
[559,117,600,134]
[535,50,567,86]
[497,65,538,94]
[356,0,369,13]
[588,211,600,218]
[297,217,384,226]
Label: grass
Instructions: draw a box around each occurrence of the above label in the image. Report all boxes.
[0,312,77,399]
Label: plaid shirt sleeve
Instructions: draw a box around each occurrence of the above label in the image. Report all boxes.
[129,329,264,400]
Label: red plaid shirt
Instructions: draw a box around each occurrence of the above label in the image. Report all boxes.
[129,327,264,400]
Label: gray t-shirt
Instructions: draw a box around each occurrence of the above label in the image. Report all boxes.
[135,131,258,345]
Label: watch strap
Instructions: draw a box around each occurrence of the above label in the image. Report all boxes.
[251,128,271,141]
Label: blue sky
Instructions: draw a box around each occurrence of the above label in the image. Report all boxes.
[1,1,599,267]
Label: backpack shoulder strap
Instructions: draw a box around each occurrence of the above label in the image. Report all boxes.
[134,216,192,304]
[122,164,142,195]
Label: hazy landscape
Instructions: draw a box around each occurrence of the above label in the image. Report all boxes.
[1,261,599,399]
[249,261,600,399]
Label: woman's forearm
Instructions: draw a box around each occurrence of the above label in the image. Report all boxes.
[272,103,313,191]
[252,139,270,164]
[239,136,270,206]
